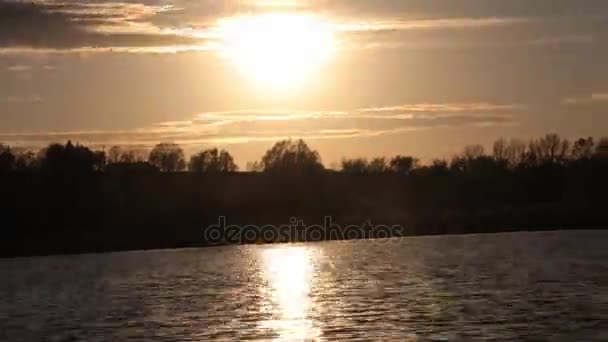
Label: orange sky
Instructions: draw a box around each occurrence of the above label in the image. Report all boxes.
[1,0,607,166]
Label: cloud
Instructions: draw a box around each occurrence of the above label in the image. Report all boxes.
[339,15,601,51]
[4,64,56,72]
[337,17,529,33]
[0,0,204,53]
[352,34,596,51]
[0,95,43,103]
[359,103,522,113]
[563,93,608,105]
[6,64,32,72]
[0,102,518,147]
[308,0,608,19]
[1,1,591,55]
[0,45,213,55]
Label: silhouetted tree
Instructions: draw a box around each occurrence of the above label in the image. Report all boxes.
[15,151,38,171]
[0,144,15,172]
[528,133,570,165]
[493,138,508,162]
[108,146,122,164]
[595,138,608,159]
[450,156,467,173]
[451,145,485,173]
[246,161,263,172]
[260,139,324,174]
[431,159,449,171]
[108,146,147,164]
[106,161,159,174]
[93,151,106,170]
[413,159,450,178]
[341,158,369,174]
[571,137,595,160]
[368,157,390,173]
[149,143,186,172]
[463,144,485,160]
[503,139,527,168]
[389,155,418,175]
[189,148,238,173]
[493,138,527,166]
[40,141,105,174]
[342,157,414,174]
[122,150,147,163]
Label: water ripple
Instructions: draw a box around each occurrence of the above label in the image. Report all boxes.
[1,231,607,341]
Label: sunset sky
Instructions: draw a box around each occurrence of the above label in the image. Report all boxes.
[1,0,607,166]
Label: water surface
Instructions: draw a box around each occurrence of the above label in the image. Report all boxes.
[1,231,607,341]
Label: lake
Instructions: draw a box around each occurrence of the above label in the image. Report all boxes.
[1,231,607,341]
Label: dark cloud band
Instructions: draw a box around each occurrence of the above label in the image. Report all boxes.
[0,1,201,50]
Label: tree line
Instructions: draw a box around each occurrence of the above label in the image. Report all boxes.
[1,133,607,256]
[1,133,607,175]
[0,141,237,174]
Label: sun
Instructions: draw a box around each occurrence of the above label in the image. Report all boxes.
[216,13,336,90]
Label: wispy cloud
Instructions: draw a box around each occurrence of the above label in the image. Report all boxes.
[0,102,519,147]
[0,45,213,55]
[359,103,522,113]
[6,65,32,72]
[0,95,43,103]
[337,17,529,33]
[563,93,608,105]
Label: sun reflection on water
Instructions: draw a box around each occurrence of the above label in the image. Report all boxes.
[260,246,322,341]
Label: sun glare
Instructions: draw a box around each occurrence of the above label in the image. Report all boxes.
[216,13,336,90]
[260,246,321,341]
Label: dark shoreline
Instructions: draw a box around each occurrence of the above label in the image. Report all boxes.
[2,139,607,258]
[1,227,605,260]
